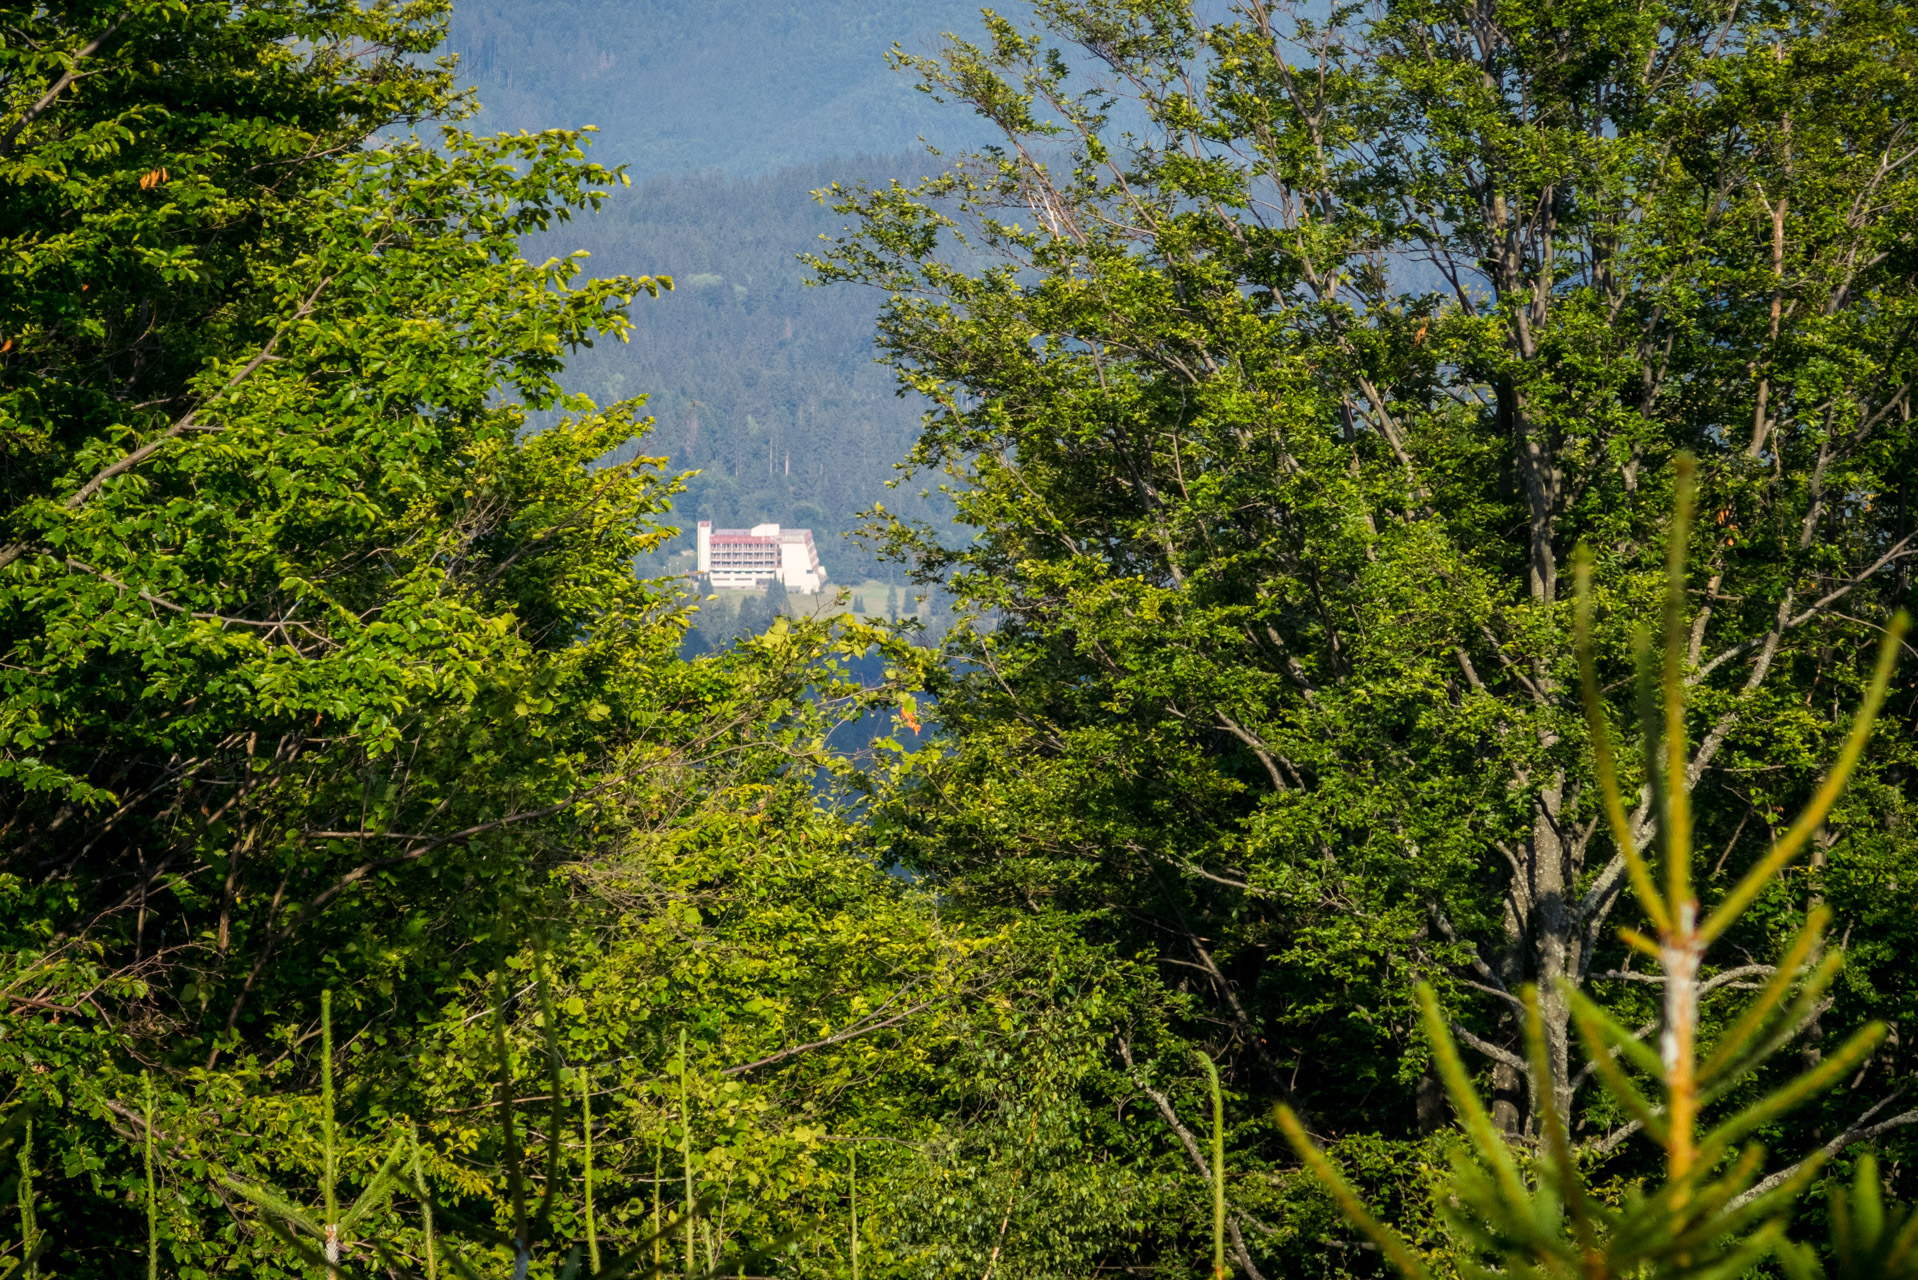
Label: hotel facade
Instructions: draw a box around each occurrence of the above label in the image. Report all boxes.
[695,521,829,593]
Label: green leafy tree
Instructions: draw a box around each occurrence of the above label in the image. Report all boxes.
[816,0,1918,1271]
[1282,471,1912,1280]
[0,0,667,1040]
[0,2,933,1274]
[149,709,1161,1280]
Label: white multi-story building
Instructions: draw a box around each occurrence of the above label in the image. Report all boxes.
[695,521,829,593]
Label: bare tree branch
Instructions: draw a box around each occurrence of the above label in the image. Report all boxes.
[1694,531,1917,683]
[1215,713,1287,792]
[0,19,125,159]
[1452,1022,1528,1073]
[1118,1040,1270,1280]
[1730,1095,1918,1208]
[719,987,933,1077]
[0,275,336,573]
[1593,964,1773,993]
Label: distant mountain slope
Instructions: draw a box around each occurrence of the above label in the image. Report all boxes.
[445,0,988,177]
[446,0,989,583]
[532,156,950,583]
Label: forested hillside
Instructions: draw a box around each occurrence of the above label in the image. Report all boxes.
[536,158,952,585]
[439,0,986,586]
[5,2,1918,1280]
[440,0,984,587]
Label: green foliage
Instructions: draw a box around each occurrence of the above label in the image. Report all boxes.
[0,2,966,1275]
[145,1074,158,1280]
[11,1,1918,1277]
[12,1116,38,1280]
[1281,473,1912,1278]
[1787,1155,1918,1280]
[135,791,1157,1279]
[815,0,1918,1269]
[219,991,407,1271]
[2,0,674,1053]
[1197,1052,1225,1280]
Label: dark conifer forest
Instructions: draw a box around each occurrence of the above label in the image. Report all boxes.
[3,2,1918,1279]
[540,157,955,587]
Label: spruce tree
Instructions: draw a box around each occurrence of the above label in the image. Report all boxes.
[1284,465,1912,1280]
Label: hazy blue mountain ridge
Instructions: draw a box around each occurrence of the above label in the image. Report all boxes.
[446,0,987,176]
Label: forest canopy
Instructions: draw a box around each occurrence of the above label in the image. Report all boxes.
[2,0,1916,1278]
